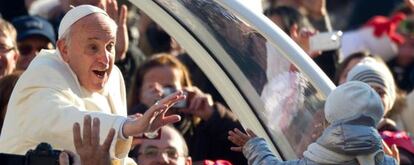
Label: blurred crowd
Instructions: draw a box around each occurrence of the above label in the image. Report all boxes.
[0,0,414,165]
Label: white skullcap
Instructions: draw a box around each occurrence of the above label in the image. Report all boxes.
[325,81,384,126]
[58,5,108,39]
[346,58,396,111]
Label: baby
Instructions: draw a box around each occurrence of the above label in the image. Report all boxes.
[228,81,398,165]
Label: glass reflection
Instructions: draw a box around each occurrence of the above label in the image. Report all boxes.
[156,0,327,158]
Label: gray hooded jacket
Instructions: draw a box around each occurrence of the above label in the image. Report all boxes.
[242,116,397,165]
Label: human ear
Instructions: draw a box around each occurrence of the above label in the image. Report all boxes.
[57,39,69,62]
[185,157,192,165]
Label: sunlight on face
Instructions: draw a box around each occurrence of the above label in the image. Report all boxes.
[139,66,183,107]
[60,13,117,92]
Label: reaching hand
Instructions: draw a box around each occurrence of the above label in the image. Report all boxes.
[106,0,128,61]
[382,140,400,164]
[123,91,185,137]
[74,115,115,165]
[59,115,115,165]
[228,128,257,152]
[179,87,214,121]
[290,27,319,57]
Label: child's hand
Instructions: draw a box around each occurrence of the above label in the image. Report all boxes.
[228,128,257,152]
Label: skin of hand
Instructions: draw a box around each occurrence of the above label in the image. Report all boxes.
[59,115,115,165]
[227,128,257,152]
[405,0,414,12]
[140,83,164,108]
[298,0,327,19]
[123,91,186,137]
[382,140,400,164]
[59,150,81,165]
[289,25,320,58]
[179,87,215,121]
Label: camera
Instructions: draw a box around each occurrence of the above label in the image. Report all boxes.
[309,31,343,52]
[25,142,63,165]
[162,87,187,108]
[0,142,71,165]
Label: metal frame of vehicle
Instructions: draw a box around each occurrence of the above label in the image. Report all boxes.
[129,0,336,160]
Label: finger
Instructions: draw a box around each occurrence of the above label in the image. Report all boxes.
[119,5,128,25]
[227,134,242,146]
[107,0,117,21]
[230,147,243,152]
[382,140,391,154]
[227,135,237,145]
[83,115,92,145]
[235,128,250,140]
[92,118,100,146]
[73,122,82,150]
[391,144,399,155]
[228,130,238,138]
[59,152,70,165]
[158,115,181,126]
[159,90,185,107]
[63,150,81,165]
[135,113,143,118]
[112,0,119,22]
[102,128,116,151]
[227,135,238,144]
[188,96,201,110]
[246,129,257,137]
[193,97,204,110]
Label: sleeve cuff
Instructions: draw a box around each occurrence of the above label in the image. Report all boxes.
[116,117,128,140]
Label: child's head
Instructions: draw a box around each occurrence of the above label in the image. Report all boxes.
[346,58,396,113]
[324,81,384,126]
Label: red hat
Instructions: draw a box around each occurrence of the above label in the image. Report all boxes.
[365,12,407,45]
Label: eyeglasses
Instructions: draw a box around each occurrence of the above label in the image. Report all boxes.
[0,44,15,54]
[18,45,48,56]
[139,146,184,160]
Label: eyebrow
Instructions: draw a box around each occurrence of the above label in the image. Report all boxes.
[87,37,102,41]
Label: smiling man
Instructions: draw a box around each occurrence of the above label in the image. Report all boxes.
[0,5,184,164]
[0,18,19,79]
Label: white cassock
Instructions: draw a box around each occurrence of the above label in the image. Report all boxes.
[0,49,132,163]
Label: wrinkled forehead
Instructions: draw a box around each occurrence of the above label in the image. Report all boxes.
[73,13,117,32]
[68,13,117,42]
[140,130,186,154]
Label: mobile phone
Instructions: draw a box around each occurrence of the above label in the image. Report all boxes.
[162,87,187,108]
[309,31,342,52]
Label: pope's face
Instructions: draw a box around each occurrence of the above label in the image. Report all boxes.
[59,13,116,92]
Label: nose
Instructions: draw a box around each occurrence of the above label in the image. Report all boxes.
[97,51,111,65]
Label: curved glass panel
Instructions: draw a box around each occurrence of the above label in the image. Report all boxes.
[155,0,328,158]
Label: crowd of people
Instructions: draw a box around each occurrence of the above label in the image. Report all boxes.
[0,0,414,165]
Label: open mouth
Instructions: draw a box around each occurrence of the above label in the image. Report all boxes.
[92,70,106,79]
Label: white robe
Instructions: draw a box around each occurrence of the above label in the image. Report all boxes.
[0,49,132,162]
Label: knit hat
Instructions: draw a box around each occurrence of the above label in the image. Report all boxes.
[58,5,108,39]
[346,58,396,111]
[325,81,384,126]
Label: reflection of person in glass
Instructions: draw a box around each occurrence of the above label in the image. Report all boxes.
[261,6,327,156]
[128,54,246,164]
[229,82,398,164]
